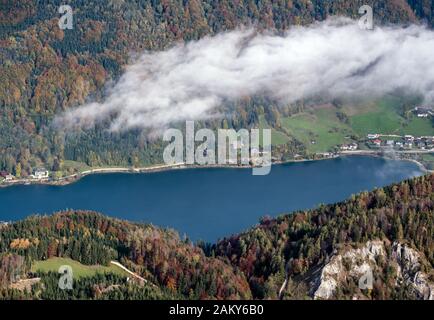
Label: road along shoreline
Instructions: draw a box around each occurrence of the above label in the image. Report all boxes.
[1,151,432,189]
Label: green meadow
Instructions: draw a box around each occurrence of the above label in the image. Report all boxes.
[31,257,128,279]
[259,96,433,153]
[402,117,434,136]
[348,97,405,136]
[279,108,353,152]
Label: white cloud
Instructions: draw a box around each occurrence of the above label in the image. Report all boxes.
[55,17,434,132]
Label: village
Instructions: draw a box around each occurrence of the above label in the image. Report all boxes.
[332,106,434,156]
[363,133,434,151]
[312,133,434,163]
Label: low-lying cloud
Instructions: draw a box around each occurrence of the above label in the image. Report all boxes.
[55,17,434,132]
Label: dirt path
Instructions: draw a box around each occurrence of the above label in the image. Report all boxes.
[110,261,154,286]
[278,277,288,299]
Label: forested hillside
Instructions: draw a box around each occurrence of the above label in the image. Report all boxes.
[0,210,251,299]
[0,173,433,300]
[216,173,434,299]
[0,0,430,177]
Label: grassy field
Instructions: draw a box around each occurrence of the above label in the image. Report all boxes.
[349,97,405,136]
[279,108,353,152]
[31,257,128,279]
[348,96,433,137]
[401,117,434,136]
[272,96,433,153]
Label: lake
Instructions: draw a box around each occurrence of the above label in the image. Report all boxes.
[0,156,424,242]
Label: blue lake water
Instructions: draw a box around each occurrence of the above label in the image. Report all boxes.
[0,156,424,242]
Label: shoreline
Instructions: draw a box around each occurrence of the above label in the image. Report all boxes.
[0,151,431,189]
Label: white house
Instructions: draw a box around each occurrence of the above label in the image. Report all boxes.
[404,135,414,143]
[32,168,49,180]
[404,142,413,149]
[348,143,358,151]
[414,107,433,118]
[372,139,382,147]
[367,134,379,139]
[340,145,350,151]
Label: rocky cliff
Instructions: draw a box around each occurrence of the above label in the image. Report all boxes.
[312,240,433,300]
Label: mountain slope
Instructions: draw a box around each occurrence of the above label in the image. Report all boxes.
[0,211,251,299]
[0,0,425,175]
[215,174,434,299]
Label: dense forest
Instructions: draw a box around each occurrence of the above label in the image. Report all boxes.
[0,210,251,299]
[0,0,433,176]
[0,173,433,300]
[215,173,434,299]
